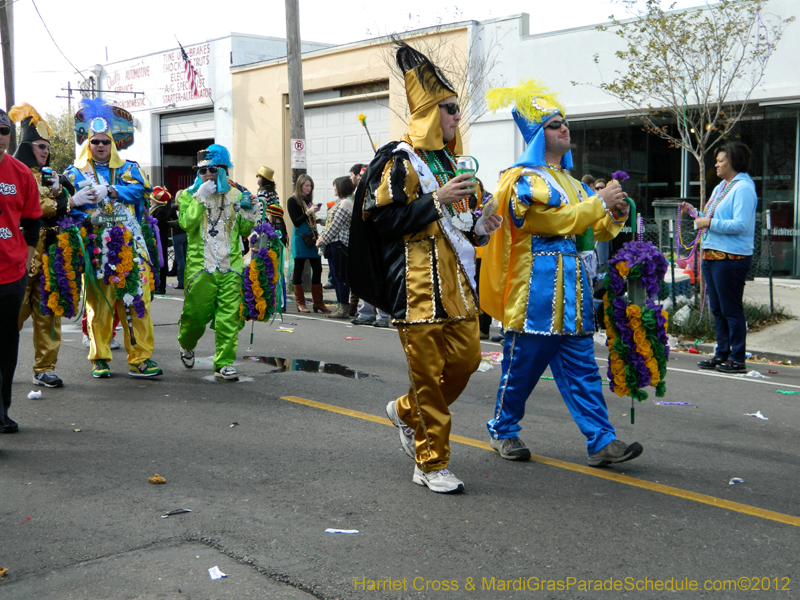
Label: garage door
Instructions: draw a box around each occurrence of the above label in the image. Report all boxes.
[305,98,390,214]
[160,110,215,143]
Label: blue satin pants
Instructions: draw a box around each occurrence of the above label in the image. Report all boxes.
[487,332,616,455]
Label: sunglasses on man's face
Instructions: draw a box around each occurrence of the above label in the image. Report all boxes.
[543,119,570,130]
[198,166,219,175]
[595,185,605,190]
[90,139,112,146]
[33,143,50,151]
[438,103,460,116]
[0,126,11,136]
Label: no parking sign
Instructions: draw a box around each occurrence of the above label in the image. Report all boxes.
[291,139,306,169]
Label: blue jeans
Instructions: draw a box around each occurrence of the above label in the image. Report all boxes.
[173,233,187,287]
[328,244,349,305]
[702,256,752,363]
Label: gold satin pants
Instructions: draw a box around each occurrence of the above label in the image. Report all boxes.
[18,273,61,374]
[86,270,155,366]
[395,317,481,472]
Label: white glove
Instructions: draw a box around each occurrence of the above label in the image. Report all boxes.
[197,180,217,200]
[93,185,109,200]
[475,214,503,236]
[50,175,61,192]
[72,186,95,207]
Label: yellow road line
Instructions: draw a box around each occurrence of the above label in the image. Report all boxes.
[281,395,800,528]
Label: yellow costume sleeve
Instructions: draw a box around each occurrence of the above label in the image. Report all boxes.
[511,172,606,236]
[375,156,421,208]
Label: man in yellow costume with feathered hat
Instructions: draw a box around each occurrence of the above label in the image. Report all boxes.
[65,98,161,380]
[11,103,74,388]
[349,41,501,493]
[480,81,643,467]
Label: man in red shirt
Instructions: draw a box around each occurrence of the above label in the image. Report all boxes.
[0,108,43,436]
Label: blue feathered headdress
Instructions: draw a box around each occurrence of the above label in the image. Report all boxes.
[73,97,125,168]
[189,144,234,194]
[79,97,115,138]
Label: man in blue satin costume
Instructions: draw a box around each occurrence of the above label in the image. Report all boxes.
[479,81,643,467]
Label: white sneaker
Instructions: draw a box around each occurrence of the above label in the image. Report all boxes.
[180,348,195,369]
[385,401,415,459]
[215,366,239,380]
[109,337,121,350]
[412,466,464,494]
[82,334,90,348]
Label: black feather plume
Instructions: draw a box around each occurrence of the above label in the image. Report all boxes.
[394,38,455,94]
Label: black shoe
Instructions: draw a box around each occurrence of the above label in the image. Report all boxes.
[716,360,747,374]
[697,356,726,370]
[373,319,390,328]
[2,417,19,434]
[490,334,504,343]
[351,317,375,326]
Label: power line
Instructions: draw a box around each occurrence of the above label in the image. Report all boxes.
[0,0,24,10]
[30,0,87,82]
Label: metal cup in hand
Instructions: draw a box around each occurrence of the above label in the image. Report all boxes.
[455,156,477,182]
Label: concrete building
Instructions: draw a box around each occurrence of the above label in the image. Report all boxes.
[81,34,329,192]
[231,24,471,212]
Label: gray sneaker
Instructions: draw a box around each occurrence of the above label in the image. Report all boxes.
[386,401,415,459]
[412,466,464,493]
[588,439,643,467]
[489,437,531,461]
[180,348,195,369]
[33,371,63,388]
[109,337,121,350]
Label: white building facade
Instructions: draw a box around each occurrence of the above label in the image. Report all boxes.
[470,2,800,275]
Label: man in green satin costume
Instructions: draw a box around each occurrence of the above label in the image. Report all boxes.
[177,145,259,380]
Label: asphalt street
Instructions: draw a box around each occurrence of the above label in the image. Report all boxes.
[2,287,800,599]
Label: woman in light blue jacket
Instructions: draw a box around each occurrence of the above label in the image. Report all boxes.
[693,142,757,374]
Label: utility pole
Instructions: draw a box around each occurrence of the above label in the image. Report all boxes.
[285,0,306,188]
[0,0,15,151]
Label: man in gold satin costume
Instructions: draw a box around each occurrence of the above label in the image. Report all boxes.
[348,42,501,493]
[480,81,643,467]
[11,104,73,388]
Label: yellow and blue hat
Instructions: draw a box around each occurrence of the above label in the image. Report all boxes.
[486,80,572,170]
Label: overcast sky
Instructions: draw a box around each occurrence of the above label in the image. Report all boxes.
[5,0,703,118]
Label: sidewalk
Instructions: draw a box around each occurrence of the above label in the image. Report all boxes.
[694,277,800,363]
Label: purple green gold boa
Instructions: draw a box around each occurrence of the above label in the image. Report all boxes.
[94,212,146,318]
[240,221,283,321]
[40,217,85,319]
[604,240,670,401]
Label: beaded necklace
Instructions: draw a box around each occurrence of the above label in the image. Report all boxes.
[675,178,739,261]
[404,134,470,217]
[701,179,738,241]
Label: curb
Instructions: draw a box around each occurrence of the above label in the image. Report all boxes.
[684,341,799,366]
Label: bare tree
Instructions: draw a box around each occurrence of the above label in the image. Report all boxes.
[372,24,506,139]
[584,0,794,206]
